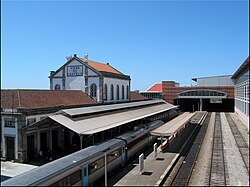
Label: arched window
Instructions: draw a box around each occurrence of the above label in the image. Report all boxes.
[122,85,125,100]
[126,85,129,99]
[90,84,97,99]
[55,84,61,90]
[103,84,108,101]
[110,84,114,100]
[116,85,120,100]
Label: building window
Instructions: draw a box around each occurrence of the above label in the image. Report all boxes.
[122,85,125,100]
[55,84,61,90]
[116,85,120,100]
[110,84,114,100]
[90,84,97,99]
[126,85,129,99]
[103,84,107,101]
[27,118,36,126]
[4,118,15,128]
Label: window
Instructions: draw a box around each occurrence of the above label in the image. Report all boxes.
[4,118,15,128]
[89,157,105,174]
[116,85,120,100]
[110,84,114,100]
[90,84,97,99]
[27,118,36,126]
[55,84,61,90]
[122,85,125,100]
[103,84,107,101]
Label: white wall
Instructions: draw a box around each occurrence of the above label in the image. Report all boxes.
[52,79,63,90]
[65,60,85,91]
[53,70,63,77]
[104,78,130,103]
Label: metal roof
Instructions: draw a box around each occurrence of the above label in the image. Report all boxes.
[38,102,177,135]
[231,56,249,79]
[61,99,165,117]
[150,112,195,137]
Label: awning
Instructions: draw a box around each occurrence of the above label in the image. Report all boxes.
[26,102,177,135]
[150,112,195,137]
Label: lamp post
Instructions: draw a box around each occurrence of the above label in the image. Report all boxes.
[103,148,110,186]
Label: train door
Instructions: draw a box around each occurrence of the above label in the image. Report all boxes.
[82,164,88,186]
[121,145,126,166]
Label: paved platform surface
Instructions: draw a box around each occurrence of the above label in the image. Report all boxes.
[1,161,38,182]
[114,121,197,186]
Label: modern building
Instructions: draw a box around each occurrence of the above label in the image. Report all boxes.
[231,56,249,128]
[1,90,97,162]
[49,54,131,103]
[140,83,163,99]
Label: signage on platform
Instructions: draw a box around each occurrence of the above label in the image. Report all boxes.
[210,98,222,103]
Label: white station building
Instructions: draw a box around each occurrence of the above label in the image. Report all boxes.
[49,54,131,103]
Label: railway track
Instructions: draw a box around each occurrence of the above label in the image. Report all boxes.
[169,113,211,186]
[225,113,249,172]
[208,112,226,186]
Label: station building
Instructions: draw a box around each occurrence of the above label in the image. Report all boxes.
[49,54,131,103]
[162,75,235,112]
[231,56,249,127]
[1,90,97,162]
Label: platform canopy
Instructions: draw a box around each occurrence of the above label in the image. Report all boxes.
[150,112,195,137]
[26,100,177,135]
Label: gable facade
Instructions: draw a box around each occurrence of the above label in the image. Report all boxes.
[49,54,131,103]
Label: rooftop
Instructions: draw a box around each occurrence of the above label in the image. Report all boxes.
[147,83,162,92]
[1,89,97,110]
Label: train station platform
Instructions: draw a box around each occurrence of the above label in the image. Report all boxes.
[114,114,198,186]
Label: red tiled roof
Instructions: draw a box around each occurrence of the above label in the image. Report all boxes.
[130,91,149,101]
[79,58,123,75]
[1,90,97,109]
[147,83,162,92]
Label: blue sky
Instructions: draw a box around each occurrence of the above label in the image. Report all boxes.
[1,0,249,91]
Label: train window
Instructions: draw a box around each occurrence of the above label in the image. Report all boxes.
[70,170,81,185]
[89,157,105,174]
[127,134,148,149]
[107,150,120,162]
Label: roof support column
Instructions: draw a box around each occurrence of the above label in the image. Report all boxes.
[200,98,203,111]
[80,135,83,149]
[37,129,40,156]
[49,125,52,151]
[92,134,95,145]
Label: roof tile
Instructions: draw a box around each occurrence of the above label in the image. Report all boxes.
[1,90,96,109]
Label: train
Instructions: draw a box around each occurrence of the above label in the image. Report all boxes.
[2,120,164,186]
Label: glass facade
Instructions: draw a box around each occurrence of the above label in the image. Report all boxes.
[179,90,227,97]
[235,68,249,117]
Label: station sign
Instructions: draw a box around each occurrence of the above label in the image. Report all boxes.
[210,98,222,103]
[67,65,83,77]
